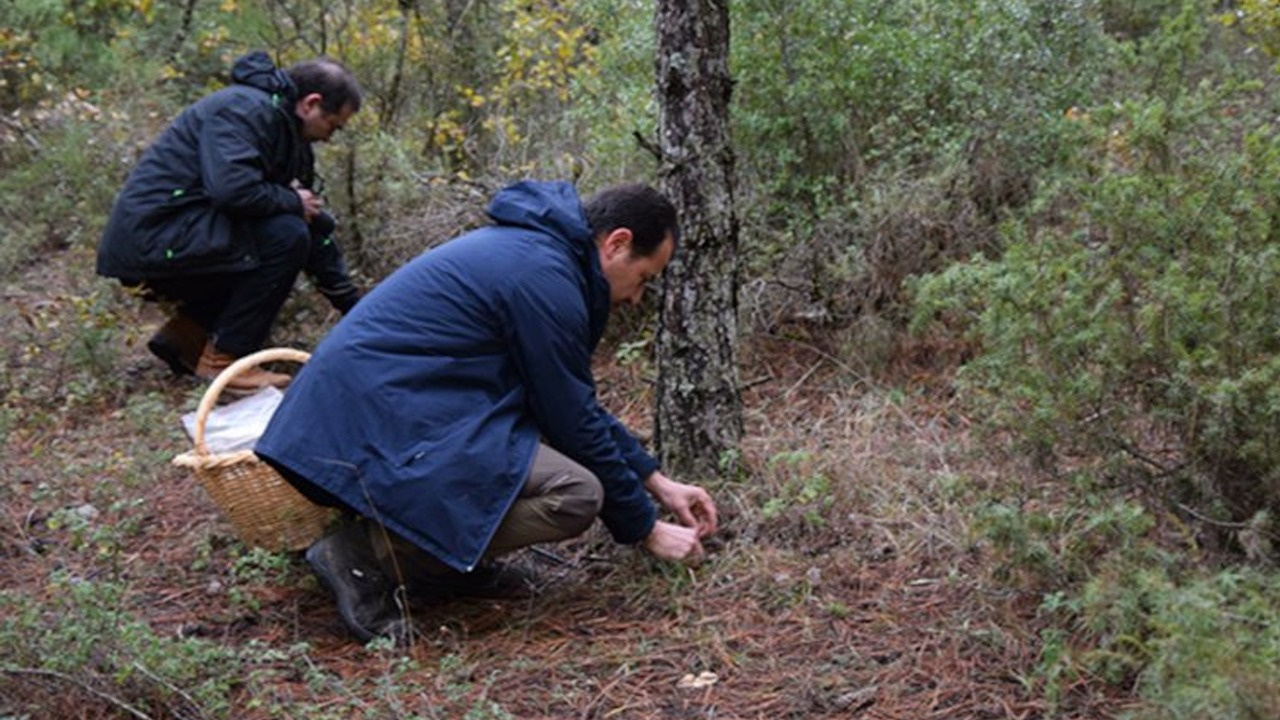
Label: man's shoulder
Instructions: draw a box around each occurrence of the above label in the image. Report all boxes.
[463,224,578,271]
[452,224,578,263]
[194,83,282,122]
[430,227,584,295]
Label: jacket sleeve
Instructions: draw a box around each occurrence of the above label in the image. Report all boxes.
[608,416,661,481]
[198,103,304,219]
[304,212,361,313]
[505,265,658,545]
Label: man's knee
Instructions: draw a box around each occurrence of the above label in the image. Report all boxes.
[523,445,604,539]
[310,211,336,240]
[251,215,311,267]
[550,472,603,537]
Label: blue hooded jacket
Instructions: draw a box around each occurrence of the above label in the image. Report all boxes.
[256,181,660,571]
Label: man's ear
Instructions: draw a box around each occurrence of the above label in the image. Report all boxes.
[602,228,633,260]
[296,92,324,115]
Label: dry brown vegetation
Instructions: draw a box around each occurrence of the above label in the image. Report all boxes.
[0,244,1137,719]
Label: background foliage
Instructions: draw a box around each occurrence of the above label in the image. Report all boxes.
[6,0,1280,716]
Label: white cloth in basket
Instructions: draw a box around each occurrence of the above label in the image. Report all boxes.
[181,386,284,453]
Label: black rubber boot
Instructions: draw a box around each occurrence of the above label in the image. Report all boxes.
[305,522,414,644]
[423,560,538,601]
[371,527,539,602]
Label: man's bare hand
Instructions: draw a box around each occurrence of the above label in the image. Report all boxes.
[644,471,718,538]
[643,520,704,562]
[295,187,324,223]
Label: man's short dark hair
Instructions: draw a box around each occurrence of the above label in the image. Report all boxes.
[287,58,362,114]
[583,183,679,258]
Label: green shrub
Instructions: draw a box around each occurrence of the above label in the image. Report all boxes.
[0,0,137,109]
[0,113,122,275]
[1100,0,1191,40]
[0,573,460,718]
[914,56,1280,529]
[3,282,133,409]
[979,487,1157,589]
[1077,566,1280,719]
[0,575,242,717]
[728,0,1113,325]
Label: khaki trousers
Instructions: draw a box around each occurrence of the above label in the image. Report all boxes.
[372,443,604,577]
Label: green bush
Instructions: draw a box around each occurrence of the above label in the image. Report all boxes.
[728,0,1113,325]
[0,573,458,718]
[1099,0,1191,39]
[0,113,124,274]
[914,17,1280,529]
[0,575,242,717]
[0,0,138,108]
[1081,566,1280,719]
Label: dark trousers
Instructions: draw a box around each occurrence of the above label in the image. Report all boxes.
[143,214,318,357]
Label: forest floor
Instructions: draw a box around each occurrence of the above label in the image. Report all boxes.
[0,246,1136,719]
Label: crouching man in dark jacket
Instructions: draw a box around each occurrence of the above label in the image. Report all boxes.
[256,181,719,644]
[97,51,363,392]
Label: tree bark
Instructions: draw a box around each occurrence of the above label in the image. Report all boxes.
[165,0,200,65]
[653,0,742,479]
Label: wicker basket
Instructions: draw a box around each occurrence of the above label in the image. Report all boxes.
[173,347,336,552]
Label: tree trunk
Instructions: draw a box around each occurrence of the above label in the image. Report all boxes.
[653,0,742,479]
[165,0,200,65]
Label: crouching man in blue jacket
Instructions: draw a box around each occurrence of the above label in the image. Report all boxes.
[256,180,718,644]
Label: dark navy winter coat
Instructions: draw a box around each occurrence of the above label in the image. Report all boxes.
[97,52,329,280]
[256,181,660,572]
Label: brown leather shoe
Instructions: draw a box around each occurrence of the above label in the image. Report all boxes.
[147,313,206,376]
[195,341,292,393]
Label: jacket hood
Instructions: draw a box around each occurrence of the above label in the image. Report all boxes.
[487,179,611,349]
[231,51,296,101]
[486,181,594,254]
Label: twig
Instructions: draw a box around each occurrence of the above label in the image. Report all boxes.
[317,458,417,651]
[410,169,492,194]
[0,115,41,150]
[632,130,663,163]
[1175,502,1247,529]
[130,661,210,720]
[531,546,569,566]
[582,669,631,719]
[756,331,871,386]
[1,666,153,719]
[783,359,825,400]
[1108,437,1183,476]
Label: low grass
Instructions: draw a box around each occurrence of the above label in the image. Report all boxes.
[2,253,1133,718]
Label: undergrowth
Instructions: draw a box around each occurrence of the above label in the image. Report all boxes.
[0,575,479,719]
[6,0,1280,717]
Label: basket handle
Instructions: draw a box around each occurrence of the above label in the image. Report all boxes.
[192,347,311,456]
